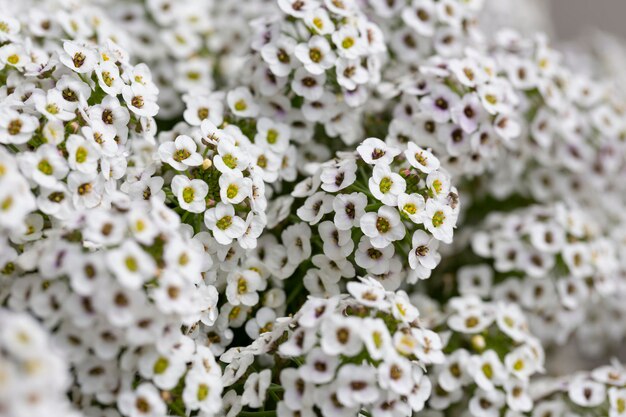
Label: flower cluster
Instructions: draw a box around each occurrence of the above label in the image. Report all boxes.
[220,277,441,417]
[486,31,626,204]
[2,0,626,416]
[0,10,159,231]
[0,197,223,417]
[106,0,271,118]
[383,45,523,177]
[241,0,386,146]
[412,294,545,415]
[466,203,622,354]
[366,0,485,73]
[530,361,626,417]
[154,116,269,249]
[259,138,459,298]
[0,309,81,417]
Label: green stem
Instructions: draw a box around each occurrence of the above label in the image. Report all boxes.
[168,402,186,416]
[238,411,277,417]
[286,279,304,307]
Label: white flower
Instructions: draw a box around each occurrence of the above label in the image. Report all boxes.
[357,137,400,165]
[411,328,444,364]
[467,350,506,391]
[404,143,440,173]
[291,67,326,100]
[336,364,379,407]
[219,173,252,205]
[107,240,156,289]
[172,175,208,213]
[369,164,406,206]
[18,144,69,188]
[469,388,505,417]
[298,347,339,384]
[226,269,263,306]
[213,137,250,174]
[333,192,367,230]
[280,367,315,411]
[408,230,441,278]
[504,345,537,380]
[0,108,39,144]
[255,117,291,154]
[609,387,626,417]
[118,383,166,417]
[138,349,187,390]
[242,369,271,408]
[320,159,357,192]
[159,135,203,170]
[183,370,223,414]
[421,85,459,123]
[401,0,436,36]
[422,199,455,243]
[378,354,414,395]
[122,84,159,117]
[504,379,532,412]
[320,315,362,356]
[294,35,336,75]
[347,279,387,309]
[332,26,366,60]
[227,87,259,118]
[360,206,406,249]
[204,203,246,245]
[34,89,76,121]
[60,41,98,73]
[336,58,369,90]
[568,376,606,407]
[297,191,334,225]
[96,60,124,95]
[398,193,426,223]
[318,221,354,261]
[457,264,493,298]
[261,36,297,77]
[355,235,395,274]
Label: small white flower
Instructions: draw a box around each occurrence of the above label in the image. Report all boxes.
[320,315,362,356]
[159,135,203,170]
[404,143,440,173]
[172,175,208,213]
[360,205,406,249]
[255,117,290,154]
[225,269,264,306]
[60,41,98,73]
[369,164,406,206]
[422,199,455,243]
[568,376,606,407]
[242,369,272,408]
[294,35,336,75]
[357,137,400,165]
[118,383,166,417]
[297,191,334,225]
[107,240,156,289]
[227,87,259,118]
[122,84,159,117]
[408,230,441,278]
[204,203,246,245]
[333,192,367,230]
[219,173,252,205]
[298,347,339,384]
[336,364,379,407]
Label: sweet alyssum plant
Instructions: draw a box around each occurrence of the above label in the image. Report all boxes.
[1,0,626,417]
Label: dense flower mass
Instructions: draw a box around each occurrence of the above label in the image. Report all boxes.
[2,0,626,416]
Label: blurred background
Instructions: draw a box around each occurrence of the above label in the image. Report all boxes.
[482,0,626,375]
[484,0,626,41]
[550,0,626,41]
